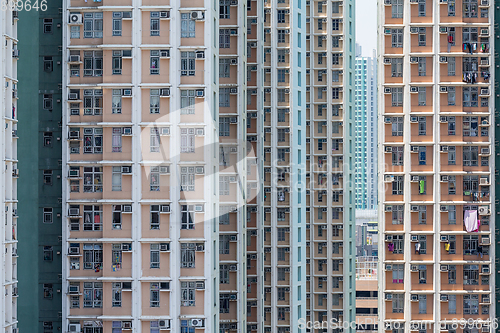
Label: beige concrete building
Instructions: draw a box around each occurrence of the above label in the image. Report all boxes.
[379,0,494,332]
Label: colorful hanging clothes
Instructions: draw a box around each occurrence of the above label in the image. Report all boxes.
[444,243,450,252]
[415,243,421,253]
[419,180,425,194]
[388,243,394,252]
[464,210,478,233]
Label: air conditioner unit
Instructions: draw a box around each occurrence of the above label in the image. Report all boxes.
[191,319,204,327]
[480,88,490,96]
[410,235,418,242]
[122,89,132,96]
[478,206,490,215]
[158,320,170,330]
[68,324,81,332]
[410,27,418,34]
[480,147,490,155]
[440,235,449,242]
[68,93,78,100]
[411,175,419,182]
[410,264,418,271]
[160,11,170,18]
[384,28,391,35]
[160,50,170,58]
[191,11,205,20]
[68,285,80,294]
[68,247,80,255]
[384,117,392,123]
[160,88,170,97]
[439,26,448,33]
[385,235,393,242]
[196,50,205,59]
[440,265,449,272]
[122,205,132,213]
[69,55,80,63]
[384,57,391,64]
[440,294,448,302]
[385,293,392,300]
[410,116,418,122]
[196,89,205,97]
[439,56,447,63]
[69,169,79,177]
[122,243,132,251]
[122,321,132,330]
[411,146,418,153]
[480,28,489,36]
[440,205,448,212]
[441,175,449,182]
[410,57,418,63]
[481,237,490,245]
[481,265,490,273]
[160,205,170,213]
[410,86,418,93]
[411,294,418,301]
[230,87,238,94]
[122,127,132,135]
[385,146,392,153]
[385,205,393,212]
[411,206,419,212]
[69,13,83,24]
[69,208,80,216]
[440,86,448,93]
[122,166,132,174]
[480,177,489,185]
[384,175,394,182]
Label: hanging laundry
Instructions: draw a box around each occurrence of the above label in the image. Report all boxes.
[415,242,421,254]
[388,243,394,252]
[419,180,425,194]
[444,243,450,252]
[464,210,478,233]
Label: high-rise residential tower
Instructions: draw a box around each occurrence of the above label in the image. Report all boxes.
[17,1,64,332]
[355,48,378,210]
[379,1,494,332]
[1,5,19,333]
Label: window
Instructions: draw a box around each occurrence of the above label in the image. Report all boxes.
[418,117,426,135]
[332,88,340,99]
[83,167,103,192]
[418,295,427,314]
[448,295,456,314]
[149,51,161,75]
[418,58,426,76]
[180,167,195,191]
[150,166,160,191]
[391,29,403,48]
[43,283,53,299]
[332,19,340,31]
[417,27,426,46]
[83,282,103,308]
[448,88,456,106]
[43,246,53,261]
[219,58,230,78]
[220,0,230,18]
[219,29,231,48]
[112,205,122,229]
[150,12,160,36]
[448,206,456,225]
[392,176,403,195]
[448,265,456,284]
[220,235,230,254]
[112,90,122,114]
[43,18,53,33]
[391,58,403,77]
[463,294,479,314]
[150,128,160,153]
[150,205,160,229]
[277,10,286,23]
[83,90,103,115]
[43,132,53,147]
[391,88,403,107]
[111,244,122,270]
[278,30,286,43]
[418,235,427,254]
[83,51,103,76]
[150,244,160,268]
[180,243,195,268]
[220,295,230,313]
[463,87,478,108]
[219,176,230,195]
[181,281,195,306]
[392,205,404,225]
[111,50,123,74]
[148,89,160,114]
[83,12,103,38]
[391,146,403,166]
[112,166,122,191]
[391,117,403,136]
[219,117,230,137]
[392,264,404,283]
[181,51,196,76]
[181,90,196,114]
[463,116,478,137]
[463,0,478,18]
[463,235,479,256]
[112,12,122,36]
[463,146,478,166]
[277,69,286,83]
[448,0,455,16]
[181,13,195,37]
[83,205,102,230]
[391,0,403,17]
[220,264,229,284]
[447,57,455,76]
[448,176,456,195]
[150,283,160,307]
[83,244,103,270]
[418,0,426,16]
[392,294,404,313]
[43,56,53,72]
[219,88,230,107]
[112,283,122,307]
[110,128,122,153]
[418,205,426,224]
[181,205,195,230]
[43,170,53,185]
[180,128,195,153]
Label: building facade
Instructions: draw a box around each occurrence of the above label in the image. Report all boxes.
[379,1,494,332]
[354,49,377,210]
[17,2,64,332]
[1,5,19,333]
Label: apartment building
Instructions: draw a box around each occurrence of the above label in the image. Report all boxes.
[60,0,252,331]
[495,3,500,325]
[355,257,378,333]
[17,4,63,333]
[354,49,378,210]
[379,1,494,332]
[1,4,19,333]
[304,0,356,330]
